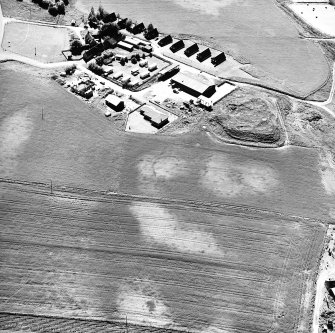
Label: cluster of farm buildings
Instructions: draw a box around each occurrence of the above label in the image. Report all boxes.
[64,9,233,131]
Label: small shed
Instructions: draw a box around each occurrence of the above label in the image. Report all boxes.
[211,52,226,66]
[117,41,134,52]
[196,48,211,62]
[105,94,125,111]
[140,71,150,80]
[184,43,199,57]
[158,35,173,47]
[148,63,157,72]
[133,22,145,34]
[170,40,185,53]
[139,59,148,67]
[113,71,123,80]
[141,45,153,53]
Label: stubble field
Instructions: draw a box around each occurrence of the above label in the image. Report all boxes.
[0,63,333,332]
[0,179,326,333]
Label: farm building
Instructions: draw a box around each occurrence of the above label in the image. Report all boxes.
[184,43,199,57]
[105,94,125,111]
[139,59,148,67]
[171,73,216,98]
[148,63,157,72]
[72,83,93,99]
[170,40,185,53]
[117,41,134,52]
[121,76,131,84]
[140,71,150,79]
[118,18,128,29]
[158,35,173,47]
[145,28,159,40]
[158,65,180,81]
[83,43,104,62]
[211,52,226,66]
[85,32,97,48]
[197,48,211,62]
[142,45,153,53]
[103,37,118,50]
[113,71,123,80]
[124,36,141,48]
[129,79,140,88]
[140,105,169,128]
[103,12,117,23]
[133,23,145,34]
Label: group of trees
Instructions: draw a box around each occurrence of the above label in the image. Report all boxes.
[32,0,68,16]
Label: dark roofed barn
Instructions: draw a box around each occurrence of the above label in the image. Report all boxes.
[103,37,118,50]
[83,43,104,62]
[196,48,211,62]
[171,73,216,98]
[170,40,185,53]
[184,43,199,57]
[133,23,145,35]
[211,52,226,66]
[158,35,173,47]
[118,18,128,29]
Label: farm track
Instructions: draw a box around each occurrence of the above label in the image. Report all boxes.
[0,177,328,226]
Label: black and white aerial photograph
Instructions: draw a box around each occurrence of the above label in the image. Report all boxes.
[0,0,335,332]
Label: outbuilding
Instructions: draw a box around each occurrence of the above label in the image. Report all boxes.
[140,71,150,79]
[124,36,141,48]
[170,40,185,53]
[133,22,145,34]
[139,59,148,67]
[184,43,199,57]
[171,73,216,98]
[148,63,157,72]
[158,35,173,47]
[105,94,125,111]
[113,71,123,80]
[117,41,134,52]
[140,105,169,128]
[211,52,226,66]
[196,48,211,62]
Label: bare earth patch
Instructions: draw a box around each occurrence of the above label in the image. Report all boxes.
[319,150,335,196]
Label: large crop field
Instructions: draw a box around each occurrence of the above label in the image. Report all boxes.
[0,63,333,332]
[0,179,326,333]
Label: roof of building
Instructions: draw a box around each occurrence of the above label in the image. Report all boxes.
[172,73,214,94]
[141,105,168,125]
[118,41,133,49]
[124,36,141,46]
[106,94,123,106]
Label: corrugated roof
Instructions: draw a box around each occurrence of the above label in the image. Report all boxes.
[172,73,214,94]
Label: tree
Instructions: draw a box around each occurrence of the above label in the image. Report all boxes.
[147,23,154,31]
[40,0,50,9]
[88,6,98,28]
[70,39,83,56]
[65,64,76,75]
[97,4,108,21]
[100,22,119,38]
[125,19,133,31]
[63,0,68,5]
[57,1,65,15]
[95,56,104,66]
[48,3,58,16]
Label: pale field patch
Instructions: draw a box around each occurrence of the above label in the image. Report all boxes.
[117,282,172,327]
[201,155,278,198]
[289,3,335,36]
[173,0,236,16]
[130,202,223,256]
[138,154,187,180]
[0,109,33,177]
[319,150,335,196]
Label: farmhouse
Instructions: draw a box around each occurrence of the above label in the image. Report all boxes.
[184,43,199,57]
[197,48,211,62]
[83,43,104,62]
[170,40,185,53]
[117,41,134,52]
[105,94,125,111]
[211,52,226,66]
[171,73,216,98]
[158,35,173,47]
[140,105,169,128]
[133,23,145,34]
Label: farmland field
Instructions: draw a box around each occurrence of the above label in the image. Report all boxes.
[0,179,326,333]
[1,22,69,63]
[76,0,330,97]
[0,63,334,332]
